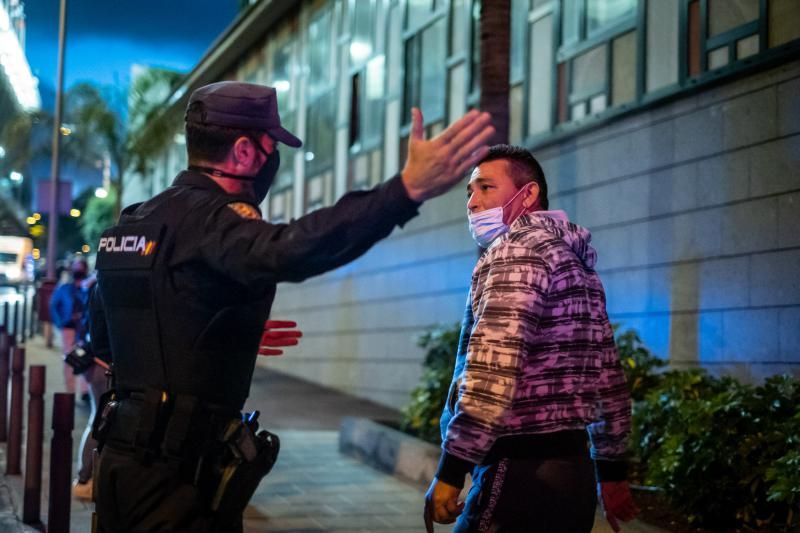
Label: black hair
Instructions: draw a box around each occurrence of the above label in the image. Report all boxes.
[478,144,549,210]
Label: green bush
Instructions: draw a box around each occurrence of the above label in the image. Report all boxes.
[400,323,460,444]
[614,326,668,402]
[634,371,800,530]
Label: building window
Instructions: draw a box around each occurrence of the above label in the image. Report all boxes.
[539,0,799,134]
[562,0,580,46]
[404,15,447,125]
[350,55,386,151]
[305,170,332,213]
[270,28,297,113]
[308,6,334,99]
[611,31,636,106]
[586,0,637,34]
[449,0,468,55]
[769,0,800,48]
[708,0,758,37]
[646,0,678,92]
[510,0,527,82]
[407,0,434,30]
[527,12,554,135]
[469,0,481,94]
[687,0,701,77]
[305,90,337,178]
[351,0,377,67]
[570,44,607,119]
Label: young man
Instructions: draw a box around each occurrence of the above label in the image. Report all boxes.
[425,145,639,532]
[90,81,495,532]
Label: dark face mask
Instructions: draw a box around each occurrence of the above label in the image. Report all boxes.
[252,148,280,204]
[188,136,280,204]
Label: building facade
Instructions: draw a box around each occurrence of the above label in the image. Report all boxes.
[125,0,800,408]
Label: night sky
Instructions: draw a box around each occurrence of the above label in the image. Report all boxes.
[24,0,239,112]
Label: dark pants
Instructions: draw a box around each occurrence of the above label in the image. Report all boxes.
[95,446,243,533]
[454,454,597,533]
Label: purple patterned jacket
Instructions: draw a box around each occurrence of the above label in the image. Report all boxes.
[437,210,632,487]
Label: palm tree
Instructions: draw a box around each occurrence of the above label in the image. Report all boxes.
[63,82,127,216]
[125,66,183,177]
[479,0,510,145]
[65,68,181,218]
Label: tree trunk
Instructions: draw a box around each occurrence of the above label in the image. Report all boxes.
[479,0,511,145]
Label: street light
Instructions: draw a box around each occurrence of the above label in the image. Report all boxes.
[10,171,23,182]
[69,208,81,217]
[94,187,108,199]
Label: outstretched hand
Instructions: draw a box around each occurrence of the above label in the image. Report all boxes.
[258,320,303,356]
[401,107,495,203]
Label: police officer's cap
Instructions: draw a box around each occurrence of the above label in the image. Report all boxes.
[185,81,302,148]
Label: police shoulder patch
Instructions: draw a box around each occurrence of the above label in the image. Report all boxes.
[227,202,262,220]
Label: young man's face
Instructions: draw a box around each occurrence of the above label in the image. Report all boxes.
[466,160,520,214]
[467,158,540,224]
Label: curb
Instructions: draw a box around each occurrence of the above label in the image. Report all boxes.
[0,476,42,533]
[338,416,441,490]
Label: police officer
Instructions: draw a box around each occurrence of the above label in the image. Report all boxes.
[89,81,495,532]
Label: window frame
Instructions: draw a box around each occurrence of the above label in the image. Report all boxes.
[522,0,800,149]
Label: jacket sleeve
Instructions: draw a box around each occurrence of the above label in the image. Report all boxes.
[587,301,632,482]
[49,286,67,328]
[436,244,551,488]
[198,175,420,286]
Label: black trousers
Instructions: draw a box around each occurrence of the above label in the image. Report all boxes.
[453,454,597,533]
[95,446,243,533]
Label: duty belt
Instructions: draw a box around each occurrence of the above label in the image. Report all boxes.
[104,390,240,465]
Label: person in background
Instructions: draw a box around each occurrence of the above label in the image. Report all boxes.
[49,257,91,401]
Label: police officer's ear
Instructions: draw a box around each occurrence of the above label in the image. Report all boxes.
[232,136,259,167]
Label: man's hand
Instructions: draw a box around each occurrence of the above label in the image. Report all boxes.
[423,477,464,532]
[401,107,495,203]
[258,320,303,356]
[599,481,640,532]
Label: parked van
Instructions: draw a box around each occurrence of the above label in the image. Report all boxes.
[0,236,34,284]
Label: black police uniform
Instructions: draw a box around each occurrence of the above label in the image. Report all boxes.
[90,168,420,532]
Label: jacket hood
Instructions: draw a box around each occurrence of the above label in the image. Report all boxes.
[511,210,597,269]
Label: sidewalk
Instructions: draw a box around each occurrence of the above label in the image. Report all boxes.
[0,335,669,532]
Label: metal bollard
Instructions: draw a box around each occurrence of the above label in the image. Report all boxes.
[23,365,46,526]
[11,301,19,344]
[0,331,8,442]
[6,346,25,475]
[48,393,75,533]
[21,290,28,344]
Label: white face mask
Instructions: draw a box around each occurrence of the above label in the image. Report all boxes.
[467,184,531,248]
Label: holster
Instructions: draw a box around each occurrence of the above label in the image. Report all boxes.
[91,389,119,453]
[198,415,280,515]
